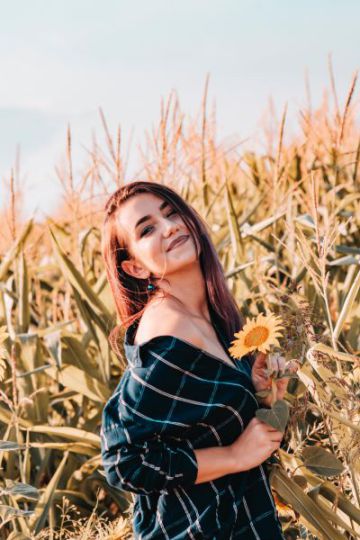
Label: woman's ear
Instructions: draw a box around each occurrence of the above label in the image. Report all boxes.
[121,259,149,280]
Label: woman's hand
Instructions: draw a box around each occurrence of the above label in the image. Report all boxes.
[251,352,299,407]
[228,417,284,472]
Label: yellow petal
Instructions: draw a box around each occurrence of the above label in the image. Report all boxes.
[229,312,284,359]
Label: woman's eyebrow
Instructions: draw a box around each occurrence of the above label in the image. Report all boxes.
[134,201,170,230]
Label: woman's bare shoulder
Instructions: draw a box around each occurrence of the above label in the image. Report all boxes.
[134,297,203,348]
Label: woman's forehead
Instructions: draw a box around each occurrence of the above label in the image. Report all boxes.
[116,192,168,238]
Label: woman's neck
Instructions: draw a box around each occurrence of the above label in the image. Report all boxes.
[152,263,210,321]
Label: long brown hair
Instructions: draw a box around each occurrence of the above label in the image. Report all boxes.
[101,180,244,354]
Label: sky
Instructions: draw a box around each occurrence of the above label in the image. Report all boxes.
[0,0,359,221]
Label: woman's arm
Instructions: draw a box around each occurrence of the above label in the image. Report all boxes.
[102,420,283,495]
[101,371,199,495]
[193,446,238,484]
[195,416,284,485]
[101,424,199,494]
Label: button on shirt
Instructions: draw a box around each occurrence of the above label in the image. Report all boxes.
[100,317,285,539]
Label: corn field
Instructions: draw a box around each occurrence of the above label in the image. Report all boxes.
[0,67,359,539]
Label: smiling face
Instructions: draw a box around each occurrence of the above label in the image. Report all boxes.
[116,192,199,282]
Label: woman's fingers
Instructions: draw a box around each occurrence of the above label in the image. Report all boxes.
[287,359,300,372]
[265,429,284,441]
[257,419,283,435]
[278,356,286,374]
[273,358,300,377]
[254,351,268,369]
[269,355,285,376]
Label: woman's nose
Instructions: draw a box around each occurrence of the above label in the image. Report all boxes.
[163,220,180,237]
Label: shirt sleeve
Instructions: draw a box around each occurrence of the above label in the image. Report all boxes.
[101,419,198,495]
[100,367,199,495]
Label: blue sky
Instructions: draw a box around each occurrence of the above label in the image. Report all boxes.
[0,0,359,220]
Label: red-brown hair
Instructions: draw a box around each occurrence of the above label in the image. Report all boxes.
[101,180,244,354]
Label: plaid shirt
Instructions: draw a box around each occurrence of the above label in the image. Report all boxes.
[101,316,285,539]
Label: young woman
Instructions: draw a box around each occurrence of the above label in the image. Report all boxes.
[100,180,296,539]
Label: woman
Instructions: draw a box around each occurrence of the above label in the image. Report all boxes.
[100,180,295,539]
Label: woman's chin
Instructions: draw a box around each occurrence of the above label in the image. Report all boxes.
[167,256,199,273]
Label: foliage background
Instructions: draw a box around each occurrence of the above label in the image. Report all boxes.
[0,64,359,538]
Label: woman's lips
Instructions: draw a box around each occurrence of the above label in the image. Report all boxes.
[167,235,190,252]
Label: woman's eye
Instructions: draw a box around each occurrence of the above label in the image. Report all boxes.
[140,225,153,237]
[140,210,177,238]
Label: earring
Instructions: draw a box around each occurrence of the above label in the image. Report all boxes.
[147,281,155,291]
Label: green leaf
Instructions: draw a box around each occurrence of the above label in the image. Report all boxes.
[29,451,68,534]
[48,226,114,329]
[17,252,30,334]
[7,532,32,540]
[308,342,359,364]
[0,220,34,282]
[0,441,24,451]
[0,504,34,521]
[2,481,39,500]
[255,399,290,432]
[302,446,345,477]
[240,211,287,237]
[29,441,98,457]
[326,410,360,434]
[294,213,316,230]
[292,475,308,489]
[25,425,100,448]
[270,467,345,540]
[328,255,358,266]
[224,182,244,263]
[333,267,360,340]
[0,405,32,428]
[335,245,360,255]
[46,363,110,403]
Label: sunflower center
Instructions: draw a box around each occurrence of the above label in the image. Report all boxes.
[244,326,269,347]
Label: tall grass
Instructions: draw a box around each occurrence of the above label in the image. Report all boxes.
[0,66,359,539]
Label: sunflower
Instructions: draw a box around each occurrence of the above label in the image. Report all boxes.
[228,312,284,359]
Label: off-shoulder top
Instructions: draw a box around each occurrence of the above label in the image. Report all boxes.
[100,315,285,539]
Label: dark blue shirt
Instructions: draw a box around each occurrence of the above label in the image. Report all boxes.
[101,316,285,539]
